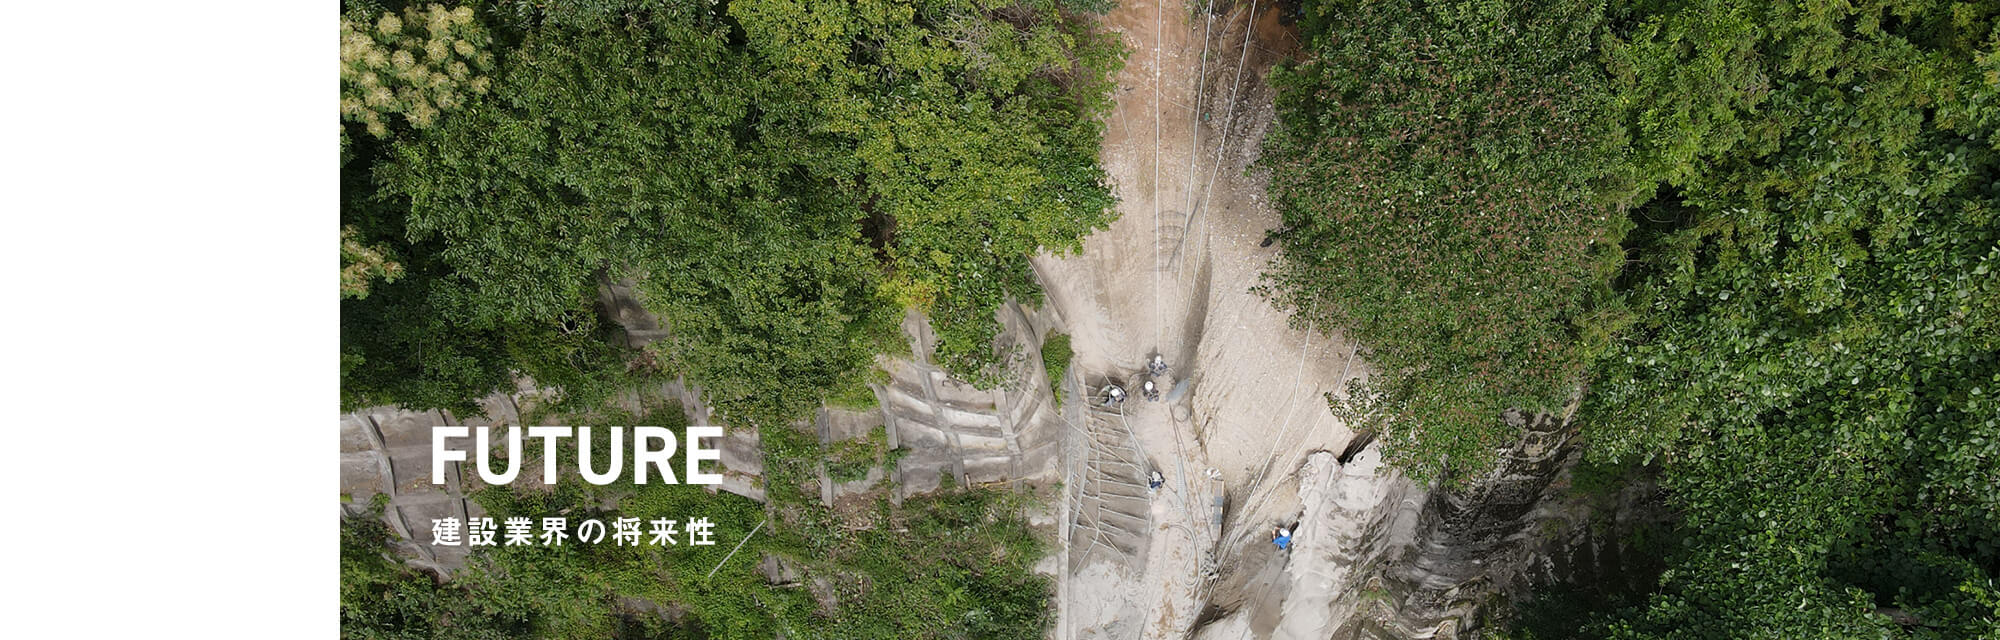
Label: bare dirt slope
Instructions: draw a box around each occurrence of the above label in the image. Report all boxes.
[1034,1,1379,637]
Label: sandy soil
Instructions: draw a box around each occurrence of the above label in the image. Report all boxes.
[1033,1,1374,637]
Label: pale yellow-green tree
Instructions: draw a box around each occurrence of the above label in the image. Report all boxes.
[339,225,402,299]
[338,4,493,138]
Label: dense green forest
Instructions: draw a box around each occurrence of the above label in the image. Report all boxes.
[1266,0,1999,637]
[339,1,1118,637]
[339,0,1121,424]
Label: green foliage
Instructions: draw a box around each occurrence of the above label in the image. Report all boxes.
[339,226,639,416]
[1040,330,1072,402]
[1058,0,1119,15]
[1274,0,2000,635]
[807,488,1053,639]
[339,82,657,416]
[342,0,1124,422]
[380,11,906,423]
[731,0,1126,384]
[1565,457,1642,499]
[1262,0,1630,483]
[340,502,527,639]
[1576,1,2000,636]
[341,449,1052,639]
[341,386,1048,639]
[826,366,889,411]
[826,425,891,484]
[460,479,781,639]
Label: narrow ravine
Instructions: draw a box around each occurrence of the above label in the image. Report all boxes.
[1029,1,1382,637]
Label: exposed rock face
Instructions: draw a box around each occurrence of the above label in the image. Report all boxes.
[1347,418,1584,638]
[1235,413,1666,640]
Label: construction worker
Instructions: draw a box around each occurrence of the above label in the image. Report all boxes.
[1148,354,1169,377]
[1103,383,1126,406]
[1273,526,1292,550]
[1142,380,1160,401]
[1148,469,1165,490]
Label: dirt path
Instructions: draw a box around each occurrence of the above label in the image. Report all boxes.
[1034,1,1373,637]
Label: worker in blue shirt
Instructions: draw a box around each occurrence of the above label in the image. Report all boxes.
[1273,526,1292,550]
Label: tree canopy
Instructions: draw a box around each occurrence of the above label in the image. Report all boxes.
[339,0,1122,422]
[1268,0,1999,636]
[1262,0,1630,482]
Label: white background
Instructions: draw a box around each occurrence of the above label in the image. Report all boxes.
[2,1,327,634]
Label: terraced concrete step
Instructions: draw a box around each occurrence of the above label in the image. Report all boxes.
[1097,507,1149,526]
